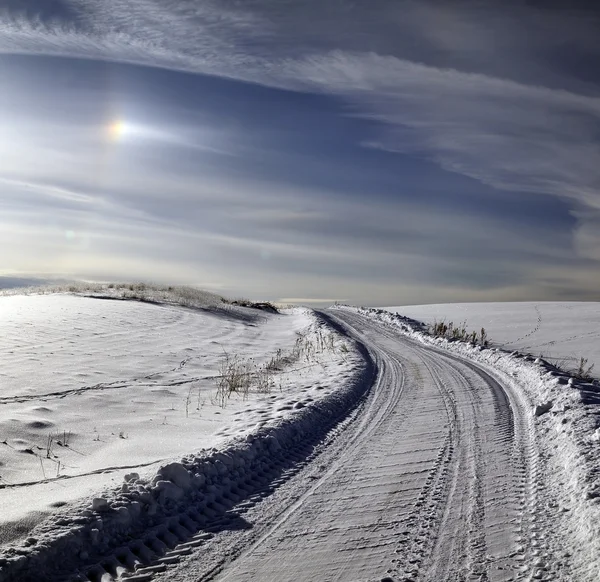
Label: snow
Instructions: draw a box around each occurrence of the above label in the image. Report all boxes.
[2,294,600,581]
[0,294,361,555]
[385,302,600,375]
[151,306,598,582]
[358,305,600,581]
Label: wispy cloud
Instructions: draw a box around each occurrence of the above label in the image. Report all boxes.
[1,1,600,301]
[286,49,600,210]
[2,2,598,202]
[292,43,600,265]
[0,177,97,205]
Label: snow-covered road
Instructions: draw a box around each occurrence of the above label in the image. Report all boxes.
[154,309,565,582]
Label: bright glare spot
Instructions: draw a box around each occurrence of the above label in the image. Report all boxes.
[107,120,132,141]
[105,119,174,144]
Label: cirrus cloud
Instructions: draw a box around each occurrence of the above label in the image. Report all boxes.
[1,1,600,303]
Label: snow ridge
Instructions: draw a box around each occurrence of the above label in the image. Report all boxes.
[0,315,374,582]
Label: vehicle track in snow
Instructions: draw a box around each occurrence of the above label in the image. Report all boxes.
[134,309,565,582]
[39,310,564,582]
[196,310,545,582]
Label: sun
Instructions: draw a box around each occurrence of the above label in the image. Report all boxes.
[107,120,131,141]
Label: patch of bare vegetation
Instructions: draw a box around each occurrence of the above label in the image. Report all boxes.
[0,281,225,308]
[212,329,347,407]
[0,282,284,317]
[230,299,279,313]
[429,320,489,347]
[573,356,595,381]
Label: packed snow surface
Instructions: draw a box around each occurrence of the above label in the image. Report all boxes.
[386,302,600,375]
[146,306,600,582]
[2,295,600,582]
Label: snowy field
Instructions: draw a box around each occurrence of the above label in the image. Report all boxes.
[385,302,600,377]
[1,292,600,581]
[0,293,360,548]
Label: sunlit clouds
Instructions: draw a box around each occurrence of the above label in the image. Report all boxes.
[0,2,599,304]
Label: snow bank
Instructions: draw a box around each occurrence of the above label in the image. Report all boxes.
[342,305,600,580]
[0,295,317,532]
[0,312,373,581]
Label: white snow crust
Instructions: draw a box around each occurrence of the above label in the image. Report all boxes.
[0,293,366,581]
[2,293,600,581]
[386,302,600,375]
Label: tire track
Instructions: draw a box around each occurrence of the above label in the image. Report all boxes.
[176,310,542,582]
[406,342,542,582]
[327,312,544,581]
[30,310,553,582]
[337,316,527,582]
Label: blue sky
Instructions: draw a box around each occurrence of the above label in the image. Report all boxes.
[1,1,599,305]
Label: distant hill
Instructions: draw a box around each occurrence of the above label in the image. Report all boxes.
[0,276,66,289]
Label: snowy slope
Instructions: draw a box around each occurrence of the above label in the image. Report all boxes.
[385,302,600,376]
[0,294,360,553]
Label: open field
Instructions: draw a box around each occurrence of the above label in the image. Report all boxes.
[385,302,600,377]
[0,292,599,582]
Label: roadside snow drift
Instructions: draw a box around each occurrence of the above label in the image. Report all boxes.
[0,294,368,581]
